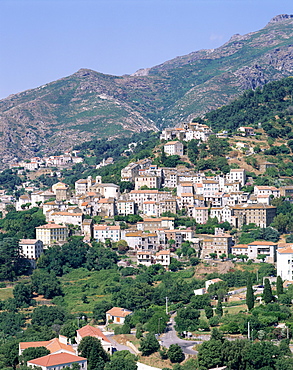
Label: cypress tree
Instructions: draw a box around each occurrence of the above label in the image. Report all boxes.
[276,275,284,297]
[263,278,274,304]
[216,300,223,316]
[246,276,254,311]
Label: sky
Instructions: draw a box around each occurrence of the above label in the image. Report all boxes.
[0,0,292,99]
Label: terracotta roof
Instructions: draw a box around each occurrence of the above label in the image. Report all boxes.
[232,244,248,249]
[181,193,194,197]
[20,338,75,354]
[130,190,158,194]
[248,241,276,246]
[277,246,293,254]
[94,225,120,231]
[106,307,132,318]
[28,353,86,367]
[156,250,171,256]
[77,324,111,343]
[164,141,181,145]
[36,223,67,229]
[19,239,39,245]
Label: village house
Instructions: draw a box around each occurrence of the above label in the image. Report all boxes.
[199,231,233,259]
[254,186,280,198]
[47,211,83,227]
[116,200,136,215]
[27,353,87,370]
[93,225,121,243]
[76,325,112,354]
[19,336,75,356]
[237,126,255,136]
[19,239,43,266]
[164,141,184,156]
[155,249,171,268]
[106,307,132,325]
[135,174,162,190]
[277,245,293,281]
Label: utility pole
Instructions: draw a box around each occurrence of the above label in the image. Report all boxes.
[166,297,169,315]
[248,321,250,340]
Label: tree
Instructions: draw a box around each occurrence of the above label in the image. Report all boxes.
[276,275,284,297]
[93,300,112,323]
[139,333,160,356]
[78,336,109,369]
[205,305,214,319]
[219,253,226,261]
[246,277,254,311]
[263,278,274,304]
[167,344,185,363]
[216,300,223,317]
[31,269,62,299]
[257,254,267,262]
[209,253,217,260]
[13,282,33,307]
[31,305,66,326]
[20,347,50,365]
[175,307,200,332]
[104,350,137,370]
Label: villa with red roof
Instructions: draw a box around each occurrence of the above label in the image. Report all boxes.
[27,352,87,370]
[106,307,132,325]
[19,336,75,356]
[76,325,112,354]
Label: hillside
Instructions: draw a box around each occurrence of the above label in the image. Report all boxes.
[1,14,293,165]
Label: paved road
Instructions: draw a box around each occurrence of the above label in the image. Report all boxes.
[106,334,136,354]
[159,316,199,355]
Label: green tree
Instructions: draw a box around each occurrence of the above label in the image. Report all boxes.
[167,344,185,363]
[263,278,274,304]
[31,269,62,299]
[93,300,112,323]
[175,307,200,332]
[13,282,33,307]
[246,277,254,311]
[78,336,109,369]
[139,332,160,356]
[104,350,137,370]
[216,300,223,317]
[205,305,214,319]
[276,275,284,297]
[20,347,50,365]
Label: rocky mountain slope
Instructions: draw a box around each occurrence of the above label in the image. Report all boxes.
[1,14,293,165]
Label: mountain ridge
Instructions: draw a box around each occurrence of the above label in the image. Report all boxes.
[1,14,293,165]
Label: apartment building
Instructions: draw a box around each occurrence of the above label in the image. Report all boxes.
[164,141,184,156]
[232,204,276,228]
[93,225,121,243]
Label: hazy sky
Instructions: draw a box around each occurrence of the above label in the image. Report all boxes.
[0,0,292,99]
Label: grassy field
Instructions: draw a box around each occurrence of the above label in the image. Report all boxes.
[60,268,119,314]
[0,286,13,300]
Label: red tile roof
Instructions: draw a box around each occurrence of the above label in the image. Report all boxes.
[77,324,111,343]
[27,353,86,367]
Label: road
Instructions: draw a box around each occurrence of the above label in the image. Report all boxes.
[159,316,199,355]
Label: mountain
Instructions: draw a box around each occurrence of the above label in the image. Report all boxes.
[1,14,293,165]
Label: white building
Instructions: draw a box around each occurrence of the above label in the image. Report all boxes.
[164,141,184,156]
[277,245,293,281]
[19,239,43,261]
[93,225,121,243]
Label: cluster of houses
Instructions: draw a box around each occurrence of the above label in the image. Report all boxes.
[19,307,132,370]
[10,151,83,171]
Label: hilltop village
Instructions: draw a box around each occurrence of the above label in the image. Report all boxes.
[1,116,293,370]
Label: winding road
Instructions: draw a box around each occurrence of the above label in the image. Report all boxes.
[159,316,199,355]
